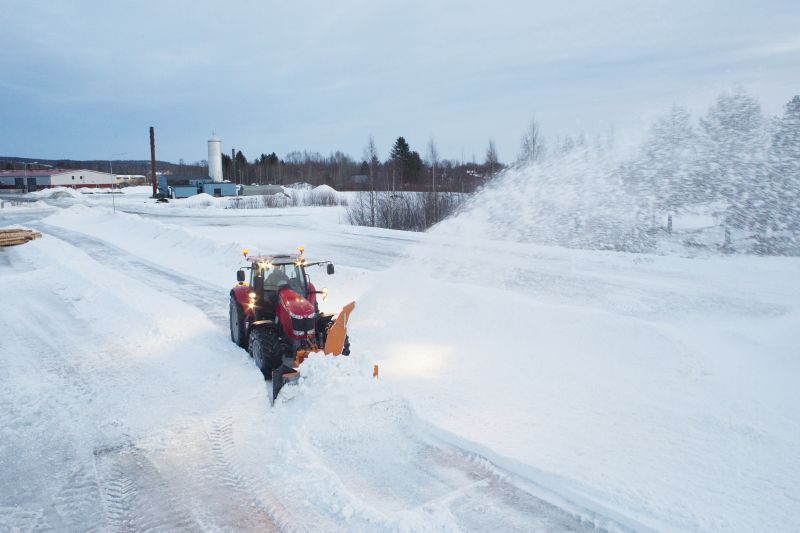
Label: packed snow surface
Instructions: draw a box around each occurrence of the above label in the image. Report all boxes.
[2,184,799,531]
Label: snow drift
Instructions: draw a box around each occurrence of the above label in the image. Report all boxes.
[353,175,800,530]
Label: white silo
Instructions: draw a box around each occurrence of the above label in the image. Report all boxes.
[208,133,223,182]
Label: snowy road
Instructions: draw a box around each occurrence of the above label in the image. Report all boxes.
[3,195,799,531]
[0,214,606,531]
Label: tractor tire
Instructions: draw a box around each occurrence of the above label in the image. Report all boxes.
[229,295,247,348]
[248,327,282,379]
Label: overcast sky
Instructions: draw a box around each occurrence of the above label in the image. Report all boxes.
[2,0,799,164]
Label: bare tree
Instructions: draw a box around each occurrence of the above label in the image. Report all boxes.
[485,139,499,176]
[363,135,379,227]
[426,137,439,219]
[518,118,544,163]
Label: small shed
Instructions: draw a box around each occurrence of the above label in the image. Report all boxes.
[172,185,199,198]
[201,182,237,197]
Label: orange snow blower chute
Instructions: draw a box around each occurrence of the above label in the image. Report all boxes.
[292,300,356,368]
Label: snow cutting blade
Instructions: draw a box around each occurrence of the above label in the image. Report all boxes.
[271,365,300,403]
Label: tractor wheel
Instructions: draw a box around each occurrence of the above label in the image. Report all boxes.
[229,295,247,348]
[248,328,281,379]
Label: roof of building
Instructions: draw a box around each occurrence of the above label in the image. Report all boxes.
[0,169,68,177]
[0,169,112,178]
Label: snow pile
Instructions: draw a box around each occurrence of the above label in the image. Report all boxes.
[172,192,222,208]
[312,184,337,195]
[119,185,153,196]
[284,184,347,207]
[0,199,50,210]
[29,187,84,199]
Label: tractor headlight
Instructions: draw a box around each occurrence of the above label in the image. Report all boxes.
[321,287,328,301]
[248,292,256,300]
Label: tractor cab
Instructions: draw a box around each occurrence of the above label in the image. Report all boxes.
[261,259,307,296]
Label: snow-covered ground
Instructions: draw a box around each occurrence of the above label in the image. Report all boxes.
[1,190,799,531]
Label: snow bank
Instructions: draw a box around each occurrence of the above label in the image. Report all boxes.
[0,199,50,210]
[29,186,84,199]
[353,215,800,530]
[43,204,245,286]
[40,204,361,307]
[119,185,153,196]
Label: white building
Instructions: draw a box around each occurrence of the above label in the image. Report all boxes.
[0,169,115,191]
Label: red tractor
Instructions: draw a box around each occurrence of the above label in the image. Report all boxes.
[229,248,354,400]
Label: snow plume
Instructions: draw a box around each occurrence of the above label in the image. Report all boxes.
[439,144,653,252]
[443,89,800,256]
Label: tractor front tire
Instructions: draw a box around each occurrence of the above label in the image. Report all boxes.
[229,295,247,348]
[248,328,281,379]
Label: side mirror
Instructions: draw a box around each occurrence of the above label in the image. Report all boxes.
[327,263,335,275]
[237,270,245,283]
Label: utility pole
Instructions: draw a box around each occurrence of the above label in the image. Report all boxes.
[109,152,126,213]
[231,148,236,184]
[149,127,157,198]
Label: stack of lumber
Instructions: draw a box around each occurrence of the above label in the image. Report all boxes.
[0,229,42,247]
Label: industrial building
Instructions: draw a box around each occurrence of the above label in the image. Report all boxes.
[157,134,237,199]
[0,169,115,191]
[158,175,237,198]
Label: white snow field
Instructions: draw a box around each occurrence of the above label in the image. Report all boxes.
[1,189,798,531]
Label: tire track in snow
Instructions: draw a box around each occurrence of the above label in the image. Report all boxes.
[32,223,229,328]
[205,417,299,532]
[0,266,109,531]
[52,466,106,532]
[94,445,199,532]
[19,226,284,531]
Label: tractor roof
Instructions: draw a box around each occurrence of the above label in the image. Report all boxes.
[246,253,301,265]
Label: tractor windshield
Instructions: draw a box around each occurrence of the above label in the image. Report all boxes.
[263,263,307,296]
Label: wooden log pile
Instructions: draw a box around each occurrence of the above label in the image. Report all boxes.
[0,229,43,247]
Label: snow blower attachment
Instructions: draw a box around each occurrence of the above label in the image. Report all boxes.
[229,247,355,402]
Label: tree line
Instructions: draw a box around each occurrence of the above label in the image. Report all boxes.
[220,136,506,193]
